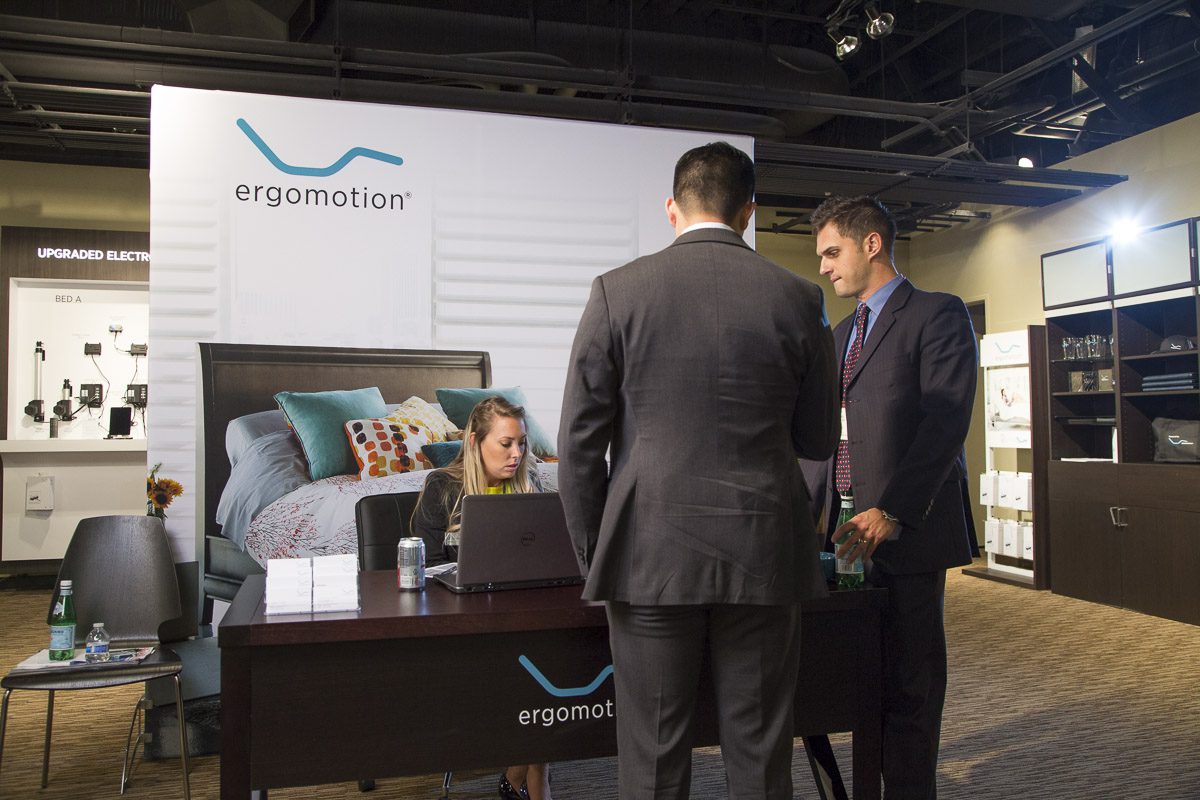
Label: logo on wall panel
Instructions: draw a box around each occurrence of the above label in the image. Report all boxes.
[236,118,404,176]
[516,655,616,729]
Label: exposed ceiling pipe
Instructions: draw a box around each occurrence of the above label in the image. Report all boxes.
[881,0,1188,150]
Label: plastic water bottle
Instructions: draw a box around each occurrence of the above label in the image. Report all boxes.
[48,579,76,661]
[85,622,111,663]
[834,491,865,590]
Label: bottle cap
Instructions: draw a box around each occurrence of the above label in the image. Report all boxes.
[93,622,104,628]
[60,579,72,588]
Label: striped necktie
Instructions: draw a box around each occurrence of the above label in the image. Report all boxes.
[834,304,870,495]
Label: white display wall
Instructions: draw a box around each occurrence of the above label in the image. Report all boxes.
[8,278,150,440]
[150,85,751,561]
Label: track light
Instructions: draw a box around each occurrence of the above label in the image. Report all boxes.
[828,28,861,60]
[865,5,895,40]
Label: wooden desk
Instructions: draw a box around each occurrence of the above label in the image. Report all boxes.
[219,572,883,799]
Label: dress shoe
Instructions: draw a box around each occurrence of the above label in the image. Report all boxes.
[498,773,529,800]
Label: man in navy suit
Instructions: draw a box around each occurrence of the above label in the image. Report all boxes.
[802,195,977,800]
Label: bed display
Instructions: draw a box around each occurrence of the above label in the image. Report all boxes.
[199,343,494,615]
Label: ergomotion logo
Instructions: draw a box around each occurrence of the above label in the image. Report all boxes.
[232,118,411,212]
[516,654,615,728]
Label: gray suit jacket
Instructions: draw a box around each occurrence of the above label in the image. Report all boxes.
[800,279,978,575]
[558,227,839,605]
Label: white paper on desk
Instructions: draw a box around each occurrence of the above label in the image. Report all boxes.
[14,648,82,671]
[266,557,313,614]
[312,553,356,580]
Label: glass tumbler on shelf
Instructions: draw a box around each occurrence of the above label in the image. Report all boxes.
[1086,334,1104,358]
[1061,337,1075,360]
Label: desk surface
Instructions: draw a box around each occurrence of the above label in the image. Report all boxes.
[219,571,884,799]
[219,571,886,647]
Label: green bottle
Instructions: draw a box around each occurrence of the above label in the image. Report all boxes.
[835,492,864,590]
[49,579,76,661]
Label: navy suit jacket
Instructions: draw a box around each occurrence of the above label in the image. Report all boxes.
[801,278,978,575]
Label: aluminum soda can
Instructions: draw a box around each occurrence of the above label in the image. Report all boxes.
[397,537,425,591]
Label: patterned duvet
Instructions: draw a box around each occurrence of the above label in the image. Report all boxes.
[243,463,559,566]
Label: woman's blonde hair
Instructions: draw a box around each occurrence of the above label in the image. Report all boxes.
[421,395,541,537]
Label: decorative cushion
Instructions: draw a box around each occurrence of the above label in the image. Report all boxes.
[345,418,431,479]
[434,386,556,458]
[420,440,463,468]
[274,387,388,480]
[345,396,459,480]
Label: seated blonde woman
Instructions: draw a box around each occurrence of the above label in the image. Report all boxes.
[412,395,552,800]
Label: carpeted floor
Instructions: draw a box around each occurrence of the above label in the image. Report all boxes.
[2,565,1199,799]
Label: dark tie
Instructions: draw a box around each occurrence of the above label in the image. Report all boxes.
[834,304,869,495]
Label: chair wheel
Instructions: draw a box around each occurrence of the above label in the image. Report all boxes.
[358,778,376,792]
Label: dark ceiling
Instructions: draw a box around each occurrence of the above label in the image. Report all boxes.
[1,0,1197,233]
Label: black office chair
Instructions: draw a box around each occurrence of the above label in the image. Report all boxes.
[0,515,191,799]
[354,492,454,797]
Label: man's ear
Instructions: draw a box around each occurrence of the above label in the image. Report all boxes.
[666,197,679,228]
[864,231,882,259]
[735,200,756,234]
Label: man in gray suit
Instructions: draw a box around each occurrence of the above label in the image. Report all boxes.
[558,142,839,800]
[803,196,977,800]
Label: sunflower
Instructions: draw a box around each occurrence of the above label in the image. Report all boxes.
[146,463,184,518]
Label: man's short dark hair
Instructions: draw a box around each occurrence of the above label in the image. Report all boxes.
[810,195,897,258]
[672,142,755,225]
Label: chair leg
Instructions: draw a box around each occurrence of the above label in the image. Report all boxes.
[441,770,453,798]
[121,694,146,794]
[0,688,12,783]
[41,690,54,789]
[172,675,191,800]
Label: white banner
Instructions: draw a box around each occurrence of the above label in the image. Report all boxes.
[149,85,751,561]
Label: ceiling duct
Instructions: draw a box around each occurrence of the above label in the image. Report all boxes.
[917,0,1092,21]
[172,0,315,41]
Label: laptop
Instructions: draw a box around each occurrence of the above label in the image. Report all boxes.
[433,492,584,593]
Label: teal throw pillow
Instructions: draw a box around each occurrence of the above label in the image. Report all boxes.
[434,386,556,458]
[274,387,388,480]
[420,440,463,469]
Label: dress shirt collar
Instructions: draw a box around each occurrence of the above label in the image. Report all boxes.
[679,221,737,235]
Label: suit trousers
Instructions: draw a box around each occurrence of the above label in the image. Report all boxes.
[867,568,948,800]
[605,601,802,800]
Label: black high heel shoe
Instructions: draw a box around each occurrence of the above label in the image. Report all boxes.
[498,773,529,800]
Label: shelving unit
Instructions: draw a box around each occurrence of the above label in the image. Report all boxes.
[963,327,1049,590]
[1040,218,1200,626]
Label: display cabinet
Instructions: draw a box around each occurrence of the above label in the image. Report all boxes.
[1041,217,1200,626]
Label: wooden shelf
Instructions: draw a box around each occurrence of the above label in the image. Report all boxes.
[1052,390,1115,397]
[1123,389,1200,398]
[1121,350,1198,362]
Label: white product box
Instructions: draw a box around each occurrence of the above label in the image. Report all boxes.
[1008,473,1033,512]
[1001,520,1020,557]
[984,518,1002,554]
[979,471,999,506]
[1019,523,1035,561]
[995,471,1016,509]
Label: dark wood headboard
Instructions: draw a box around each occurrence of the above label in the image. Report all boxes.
[198,342,491,540]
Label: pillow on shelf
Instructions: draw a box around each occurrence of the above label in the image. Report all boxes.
[274,387,388,480]
[420,440,463,469]
[434,386,556,458]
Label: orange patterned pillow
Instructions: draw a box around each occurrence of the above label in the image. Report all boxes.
[344,417,434,479]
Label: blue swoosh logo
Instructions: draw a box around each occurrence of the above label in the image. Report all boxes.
[518,655,614,698]
[992,342,1019,354]
[236,118,404,177]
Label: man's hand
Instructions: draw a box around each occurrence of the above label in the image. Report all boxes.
[833,507,899,561]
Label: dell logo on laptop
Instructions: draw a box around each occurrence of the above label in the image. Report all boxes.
[521,531,536,546]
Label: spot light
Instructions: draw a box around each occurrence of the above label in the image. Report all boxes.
[1017,156,1035,168]
[828,28,861,60]
[865,4,895,40]
[1111,217,1142,243]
